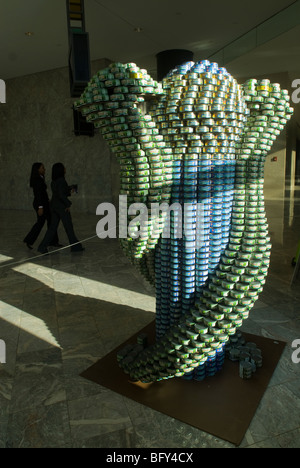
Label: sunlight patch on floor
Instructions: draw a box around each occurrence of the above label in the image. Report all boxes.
[13,263,156,313]
[0,301,61,348]
[0,255,13,264]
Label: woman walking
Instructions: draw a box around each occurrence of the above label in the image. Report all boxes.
[38,163,84,254]
[23,163,59,249]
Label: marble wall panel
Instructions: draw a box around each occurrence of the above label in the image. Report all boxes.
[0,59,119,214]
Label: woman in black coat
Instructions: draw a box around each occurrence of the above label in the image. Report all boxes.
[38,163,84,254]
[23,163,60,249]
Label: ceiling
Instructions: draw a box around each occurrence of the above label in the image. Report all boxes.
[1,0,300,82]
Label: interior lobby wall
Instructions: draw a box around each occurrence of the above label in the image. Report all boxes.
[0,58,120,214]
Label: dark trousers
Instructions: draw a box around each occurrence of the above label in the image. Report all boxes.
[24,208,59,246]
[38,209,83,252]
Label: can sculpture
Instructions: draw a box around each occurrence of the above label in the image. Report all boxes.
[75,60,293,383]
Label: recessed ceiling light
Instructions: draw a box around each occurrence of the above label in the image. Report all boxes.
[25,32,34,36]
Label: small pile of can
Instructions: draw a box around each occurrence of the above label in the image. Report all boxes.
[75,60,293,384]
[226,332,263,379]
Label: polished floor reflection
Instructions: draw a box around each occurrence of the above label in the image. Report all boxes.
[0,194,299,448]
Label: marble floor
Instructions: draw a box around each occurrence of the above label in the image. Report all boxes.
[0,193,300,448]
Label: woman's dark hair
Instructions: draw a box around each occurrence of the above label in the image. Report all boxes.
[52,163,65,181]
[30,162,43,188]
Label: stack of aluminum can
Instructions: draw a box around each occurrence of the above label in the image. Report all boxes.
[226,332,263,379]
[75,61,293,383]
[75,62,168,285]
